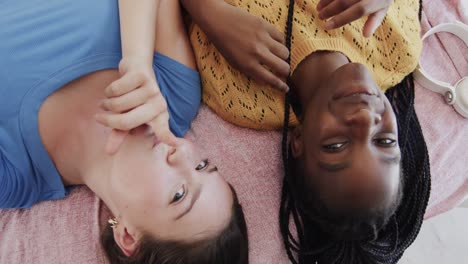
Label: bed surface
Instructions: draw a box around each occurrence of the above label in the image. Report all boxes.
[0,0,466,263]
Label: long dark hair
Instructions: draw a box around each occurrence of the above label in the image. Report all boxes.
[279,1,431,263]
[101,185,249,264]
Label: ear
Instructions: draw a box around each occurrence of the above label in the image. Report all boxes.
[290,125,304,158]
[112,220,139,257]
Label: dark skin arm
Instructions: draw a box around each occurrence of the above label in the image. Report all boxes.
[181,0,393,92]
[181,0,290,92]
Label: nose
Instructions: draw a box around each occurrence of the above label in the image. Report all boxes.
[167,139,196,167]
[345,109,382,135]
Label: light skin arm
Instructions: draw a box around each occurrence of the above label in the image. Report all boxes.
[118,0,159,63]
[96,0,179,154]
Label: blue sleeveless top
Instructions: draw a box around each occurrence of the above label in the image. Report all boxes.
[0,0,201,208]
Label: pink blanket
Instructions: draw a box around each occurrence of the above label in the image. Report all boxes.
[416,0,468,218]
[0,0,466,263]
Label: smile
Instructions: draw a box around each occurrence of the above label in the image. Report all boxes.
[333,84,379,100]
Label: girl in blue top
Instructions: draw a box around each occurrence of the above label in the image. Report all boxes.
[0,0,248,263]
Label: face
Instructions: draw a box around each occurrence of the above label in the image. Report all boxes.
[109,125,233,242]
[292,63,401,211]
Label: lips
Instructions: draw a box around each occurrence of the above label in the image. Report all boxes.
[334,92,385,116]
[338,93,379,103]
[333,83,378,100]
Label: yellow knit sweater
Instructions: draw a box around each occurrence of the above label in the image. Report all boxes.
[189,0,422,129]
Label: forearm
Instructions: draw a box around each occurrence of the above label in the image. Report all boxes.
[181,0,290,91]
[118,0,160,63]
[180,0,226,32]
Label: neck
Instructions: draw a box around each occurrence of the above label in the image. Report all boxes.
[63,96,121,216]
[40,70,121,215]
[291,51,349,109]
[81,159,120,216]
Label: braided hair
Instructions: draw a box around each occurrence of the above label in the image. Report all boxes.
[279,1,431,263]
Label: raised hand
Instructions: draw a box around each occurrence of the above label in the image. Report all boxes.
[317,0,394,37]
[96,57,179,155]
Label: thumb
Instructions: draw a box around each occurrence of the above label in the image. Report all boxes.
[105,129,128,155]
[363,9,387,38]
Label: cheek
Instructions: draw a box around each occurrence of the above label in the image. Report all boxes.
[384,106,397,122]
[383,100,398,126]
[386,166,401,196]
[119,158,171,205]
[302,162,324,193]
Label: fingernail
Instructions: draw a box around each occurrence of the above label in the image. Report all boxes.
[283,83,290,92]
[325,20,334,30]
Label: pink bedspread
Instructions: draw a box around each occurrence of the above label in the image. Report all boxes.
[0,0,466,263]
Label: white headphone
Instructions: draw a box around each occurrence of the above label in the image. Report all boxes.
[414,21,468,118]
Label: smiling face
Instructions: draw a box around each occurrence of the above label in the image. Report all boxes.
[291,63,401,211]
[109,126,233,243]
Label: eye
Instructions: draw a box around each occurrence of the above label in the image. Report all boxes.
[195,159,209,171]
[375,138,397,147]
[322,142,348,153]
[171,185,186,204]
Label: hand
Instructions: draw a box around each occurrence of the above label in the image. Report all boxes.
[317,0,393,37]
[190,2,290,92]
[96,57,179,154]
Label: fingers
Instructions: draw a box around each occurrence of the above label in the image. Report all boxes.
[268,38,290,61]
[96,96,167,131]
[102,84,158,113]
[319,0,360,20]
[253,25,290,91]
[317,0,335,11]
[251,62,289,92]
[324,1,370,29]
[244,44,289,91]
[319,0,391,31]
[260,47,290,80]
[267,23,286,44]
[105,72,151,98]
[363,8,387,37]
[148,112,180,147]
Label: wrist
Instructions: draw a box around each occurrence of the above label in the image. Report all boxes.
[119,56,154,72]
[120,55,153,66]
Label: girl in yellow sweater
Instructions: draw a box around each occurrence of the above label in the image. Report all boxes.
[183,0,430,263]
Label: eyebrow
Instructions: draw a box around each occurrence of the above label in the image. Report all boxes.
[381,154,401,165]
[318,161,351,172]
[318,154,401,173]
[174,166,218,220]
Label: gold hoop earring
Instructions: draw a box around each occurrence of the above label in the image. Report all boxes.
[108,218,118,228]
